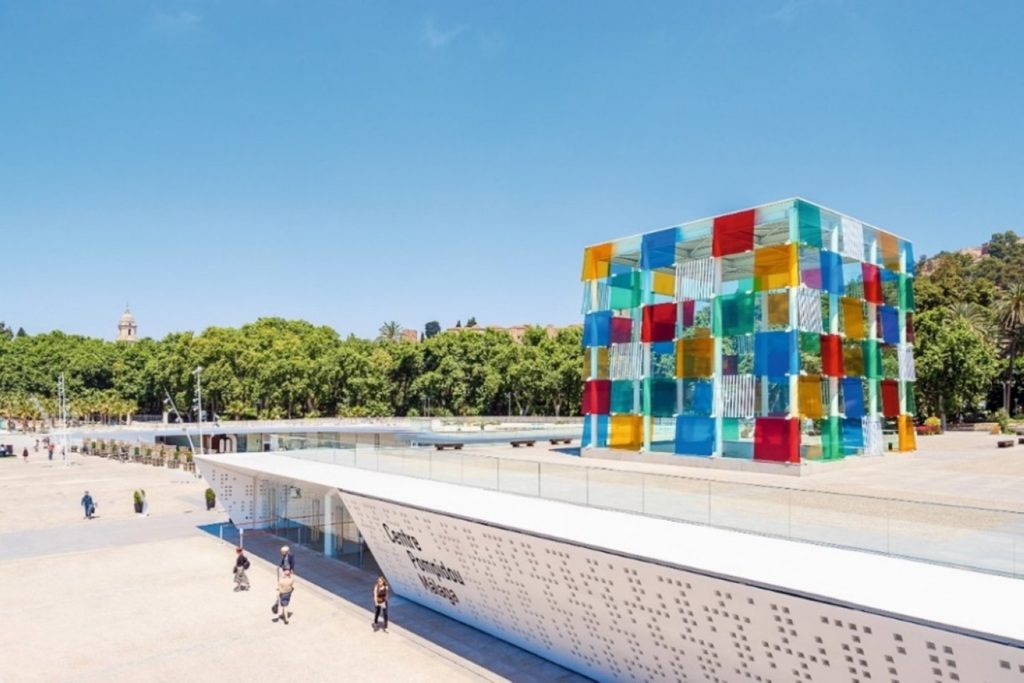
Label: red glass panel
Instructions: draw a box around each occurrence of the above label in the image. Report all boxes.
[583,380,611,415]
[642,303,676,343]
[713,209,755,257]
[754,417,800,463]
[821,334,844,377]
[881,379,900,417]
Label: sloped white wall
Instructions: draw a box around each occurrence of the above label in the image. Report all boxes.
[341,490,1023,683]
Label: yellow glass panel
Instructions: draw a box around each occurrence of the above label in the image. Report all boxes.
[653,271,675,297]
[753,243,798,291]
[898,414,917,452]
[843,343,864,376]
[798,375,824,419]
[581,243,613,281]
[878,232,900,271]
[583,348,609,379]
[842,297,865,340]
[767,292,789,327]
[609,414,643,450]
[676,337,714,378]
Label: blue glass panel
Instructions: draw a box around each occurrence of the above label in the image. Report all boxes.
[680,379,713,416]
[821,250,844,295]
[842,377,865,418]
[583,311,611,347]
[674,415,715,456]
[641,227,679,270]
[842,418,864,453]
[754,330,797,377]
[582,414,609,448]
[880,305,900,344]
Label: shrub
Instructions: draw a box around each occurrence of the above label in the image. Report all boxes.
[924,416,942,435]
[995,409,1011,434]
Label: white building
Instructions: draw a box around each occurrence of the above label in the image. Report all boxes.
[196,448,1024,681]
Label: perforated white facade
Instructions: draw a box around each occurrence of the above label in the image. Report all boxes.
[197,452,1024,683]
[341,491,1023,683]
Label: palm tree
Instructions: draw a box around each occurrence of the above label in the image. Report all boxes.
[947,301,992,337]
[377,321,403,343]
[998,283,1024,415]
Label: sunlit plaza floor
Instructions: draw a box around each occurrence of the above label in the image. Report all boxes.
[0,433,582,683]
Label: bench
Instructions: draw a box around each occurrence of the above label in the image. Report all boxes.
[997,439,1015,448]
[511,440,536,448]
[549,438,572,445]
[434,443,464,451]
[1018,436,1024,445]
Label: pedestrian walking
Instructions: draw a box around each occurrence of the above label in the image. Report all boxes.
[81,491,95,520]
[274,569,294,624]
[22,447,28,463]
[279,545,295,574]
[47,442,54,461]
[372,575,389,631]
[233,547,251,591]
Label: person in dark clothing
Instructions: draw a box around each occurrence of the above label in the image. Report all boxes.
[81,491,95,519]
[279,545,295,574]
[22,447,28,463]
[233,547,251,591]
[372,575,389,631]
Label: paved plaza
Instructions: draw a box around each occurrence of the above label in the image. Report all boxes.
[0,434,583,683]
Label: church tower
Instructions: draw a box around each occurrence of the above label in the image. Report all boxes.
[117,305,138,343]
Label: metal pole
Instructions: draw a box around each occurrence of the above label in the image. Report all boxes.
[194,367,204,454]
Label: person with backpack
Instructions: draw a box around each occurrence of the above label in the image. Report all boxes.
[372,575,389,631]
[81,491,95,519]
[233,547,251,591]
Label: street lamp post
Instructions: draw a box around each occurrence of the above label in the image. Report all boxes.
[193,367,204,454]
[163,391,197,458]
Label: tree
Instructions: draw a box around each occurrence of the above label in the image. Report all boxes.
[424,321,441,339]
[15,327,26,338]
[915,309,999,426]
[455,320,462,328]
[377,321,402,343]
[0,322,12,341]
[466,316,477,327]
[997,283,1024,414]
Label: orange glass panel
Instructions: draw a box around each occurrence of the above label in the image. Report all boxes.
[798,375,824,419]
[582,243,613,281]
[609,414,643,450]
[878,232,900,271]
[843,343,864,376]
[753,244,798,291]
[842,297,865,340]
[653,270,675,297]
[898,414,917,452]
[767,292,789,327]
[676,337,715,378]
[583,347,609,379]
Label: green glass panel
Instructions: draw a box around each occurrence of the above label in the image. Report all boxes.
[797,200,822,249]
[610,272,641,309]
[820,416,842,460]
[800,331,821,354]
[905,382,916,415]
[714,291,755,337]
[722,417,741,441]
[899,274,915,312]
[611,379,634,413]
[863,340,881,379]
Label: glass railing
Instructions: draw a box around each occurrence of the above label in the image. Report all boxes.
[274,446,1024,579]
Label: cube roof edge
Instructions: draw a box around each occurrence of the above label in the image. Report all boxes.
[581,197,911,250]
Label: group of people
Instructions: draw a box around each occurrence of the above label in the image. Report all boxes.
[230,544,389,630]
[21,438,63,462]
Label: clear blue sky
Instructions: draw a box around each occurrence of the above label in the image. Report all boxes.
[2,1,1021,340]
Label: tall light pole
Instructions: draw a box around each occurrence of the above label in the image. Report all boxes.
[163,391,197,457]
[57,374,69,466]
[193,366,204,454]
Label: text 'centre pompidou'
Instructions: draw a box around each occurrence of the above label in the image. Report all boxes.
[580,198,917,462]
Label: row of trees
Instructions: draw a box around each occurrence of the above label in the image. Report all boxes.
[0,319,583,425]
[913,231,1024,422]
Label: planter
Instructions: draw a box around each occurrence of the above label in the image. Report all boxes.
[205,499,215,510]
[133,502,143,514]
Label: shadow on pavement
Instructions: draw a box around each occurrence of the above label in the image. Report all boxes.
[197,522,588,682]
